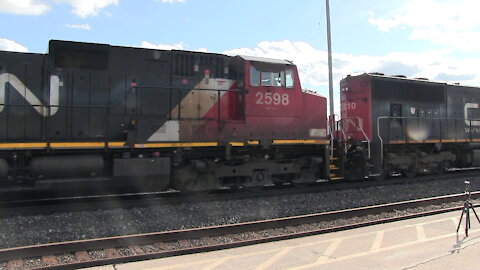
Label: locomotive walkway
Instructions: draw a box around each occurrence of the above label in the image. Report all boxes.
[88,210,480,270]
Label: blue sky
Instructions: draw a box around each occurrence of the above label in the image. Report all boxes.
[1,0,480,112]
[0,0,411,54]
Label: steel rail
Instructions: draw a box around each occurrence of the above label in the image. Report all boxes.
[1,169,479,217]
[1,192,478,269]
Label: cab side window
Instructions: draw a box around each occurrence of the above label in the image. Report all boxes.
[286,69,294,88]
[261,71,272,86]
[250,65,260,86]
[272,72,285,87]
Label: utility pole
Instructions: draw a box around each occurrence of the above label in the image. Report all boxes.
[326,0,335,125]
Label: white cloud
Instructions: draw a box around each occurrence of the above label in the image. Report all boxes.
[0,38,29,52]
[139,39,480,97]
[142,41,185,50]
[0,0,50,15]
[369,0,480,51]
[154,0,185,3]
[225,40,480,90]
[65,23,91,30]
[56,0,118,18]
[141,41,208,52]
[0,0,118,17]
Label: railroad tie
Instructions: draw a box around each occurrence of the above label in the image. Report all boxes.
[129,245,146,255]
[225,233,243,241]
[154,242,170,251]
[42,255,58,265]
[105,248,120,258]
[286,226,298,233]
[303,223,319,231]
[200,237,218,246]
[75,251,91,262]
[6,260,23,270]
[177,239,193,248]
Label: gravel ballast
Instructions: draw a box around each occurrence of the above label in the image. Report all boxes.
[0,176,479,250]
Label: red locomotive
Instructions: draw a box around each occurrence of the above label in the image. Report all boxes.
[0,40,329,192]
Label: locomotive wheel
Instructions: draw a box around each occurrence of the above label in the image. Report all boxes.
[243,170,270,191]
[370,163,391,181]
[291,168,317,187]
[404,165,417,178]
[174,174,211,194]
[292,182,313,188]
[172,164,216,194]
[135,176,170,192]
[434,161,449,175]
[372,171,387,181]
[432,163,444,175]
[291,177,315,187]
[243,185,265,192]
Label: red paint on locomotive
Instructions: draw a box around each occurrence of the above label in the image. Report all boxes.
[340,74,373,141]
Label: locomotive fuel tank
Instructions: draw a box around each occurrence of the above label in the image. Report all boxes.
[0,159,8,178]
[29,155,106,179]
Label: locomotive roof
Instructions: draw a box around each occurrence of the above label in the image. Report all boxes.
[346,72,476,88]
[239,55,294,65]
[47,40,297,64]
[48,39,231,57]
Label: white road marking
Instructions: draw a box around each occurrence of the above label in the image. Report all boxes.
[254,247,294,270]
[416,224,426,240]
[316,238,342,263]
[370,231,384,251]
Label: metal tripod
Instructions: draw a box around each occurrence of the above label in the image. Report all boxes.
[456,181,480,237]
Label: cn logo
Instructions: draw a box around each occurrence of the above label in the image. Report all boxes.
[0,73,60,116]
[464,103,480,126]
[344,118,363,131]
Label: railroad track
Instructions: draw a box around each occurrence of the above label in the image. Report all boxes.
[1,192,478,270]
[1,169,480,216]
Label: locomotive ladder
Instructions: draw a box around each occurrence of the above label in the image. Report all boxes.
[329,139,345,180]
[328,115,345,180]
[329,117,371,181]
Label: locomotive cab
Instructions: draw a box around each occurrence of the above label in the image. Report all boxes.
[238,56,327,142]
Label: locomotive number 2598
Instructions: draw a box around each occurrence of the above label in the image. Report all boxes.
[256,92,290,105]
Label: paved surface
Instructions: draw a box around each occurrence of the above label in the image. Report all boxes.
[88,210,480,270]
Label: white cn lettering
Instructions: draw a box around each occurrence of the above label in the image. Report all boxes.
[464,103,480,126]
[0,73,60,116]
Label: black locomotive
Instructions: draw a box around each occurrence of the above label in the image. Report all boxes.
[337,73,480,180]
[0,39,329,192]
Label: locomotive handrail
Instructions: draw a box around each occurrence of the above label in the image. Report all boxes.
[376,116,480,163]
[339,117,371,159]
[377,116,387,162]
[339,123,348,154]
[329,114,340,158]
[356,117,371,159]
